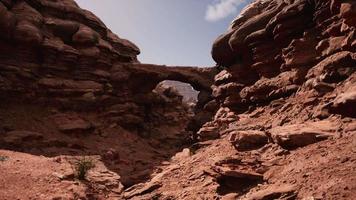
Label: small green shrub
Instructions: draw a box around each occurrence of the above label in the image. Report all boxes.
[0,155,8,162]
[73,157,95,180]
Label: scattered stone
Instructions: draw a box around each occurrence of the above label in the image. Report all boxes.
[88,170,124,193]
[212,166,263,181]
[243,184,297,200]
[172,148,191,161]
[124,182,162,199]
[312,81,335,94]
[329,86,356,118]
[228,130,268,151]
[221,193,239,200]
[197,126,220,141]
[270,120,337,149]
[52,172,74,181]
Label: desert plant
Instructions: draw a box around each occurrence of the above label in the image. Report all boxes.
[0,155,8,162]
[73,157,95,180]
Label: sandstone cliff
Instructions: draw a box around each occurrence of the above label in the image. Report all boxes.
[0,0,216,199]
[0,0,355,199]
[124,0,356,199]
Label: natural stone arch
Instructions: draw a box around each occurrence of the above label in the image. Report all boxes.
[124,63,218,111]
[126,63,217,93]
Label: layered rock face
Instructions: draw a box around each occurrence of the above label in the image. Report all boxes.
[1,0,356,199]
[203,0,356,139]
[122,1,356,199]
[0,0,216,128]
[0,0,216,199]
[187,0,355,198]
[0,0,139,99]
[211,0,355,110]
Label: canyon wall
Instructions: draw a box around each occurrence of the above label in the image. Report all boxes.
[0,0,216,131]
[0,0,355,199]
[198,0,355,140]
[0,0,216,198]
[124,0,356,199]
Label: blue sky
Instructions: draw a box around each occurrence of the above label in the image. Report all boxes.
[74,0,251,67]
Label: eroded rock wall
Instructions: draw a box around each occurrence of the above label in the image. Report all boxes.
[0,0,215,196]
[0,0,216,132]
[121,1,356,199]
[200,0,356,141]
[0,0,139,106]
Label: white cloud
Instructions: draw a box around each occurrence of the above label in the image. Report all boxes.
[205,0,245,22]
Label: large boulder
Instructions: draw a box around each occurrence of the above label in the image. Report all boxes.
[270,120,338,149]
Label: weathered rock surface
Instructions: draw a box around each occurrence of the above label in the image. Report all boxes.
[0,150,125,199]
[269,120,338,149]
[228,130,268,150]
[201,0,356,147]
[0,0,217,133]
[210,0,356,113]
[51,113,93,133]
[0,0,217,198]
[187,0,356,199]
[0,0,355,199]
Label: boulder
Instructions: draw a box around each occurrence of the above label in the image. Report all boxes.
[270,120,338,149]
[243,184,297,200]
[330,86,356,117]
[212,166,263,181]
[214,70,234,85]
[211,30,236,66]
[197,125,220,141]
[212,82,244,99]
[171,148,191,161]
[228,130,268,151]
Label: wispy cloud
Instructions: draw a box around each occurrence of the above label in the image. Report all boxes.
[205,0,245,22]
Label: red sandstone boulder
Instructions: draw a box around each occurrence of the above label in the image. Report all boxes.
[270,120,338,149]
[228,130,268,151]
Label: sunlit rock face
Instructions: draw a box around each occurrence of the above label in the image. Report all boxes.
[0,0,355,199]
[198,0,355,142]
[210,0,355,113]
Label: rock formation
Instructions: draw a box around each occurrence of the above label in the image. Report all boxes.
[0,0,216,119]
[0,0,216,198]
[0,0,355,199]
[124,0,356,199]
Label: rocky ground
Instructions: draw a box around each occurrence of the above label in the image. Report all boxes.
[0,0,356,199]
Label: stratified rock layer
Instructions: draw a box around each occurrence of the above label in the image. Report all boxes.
[123,0,355,199]
[0,0,217,131]
[0,0,355,199]
[211,0,355,112]
[0,0,216,198]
